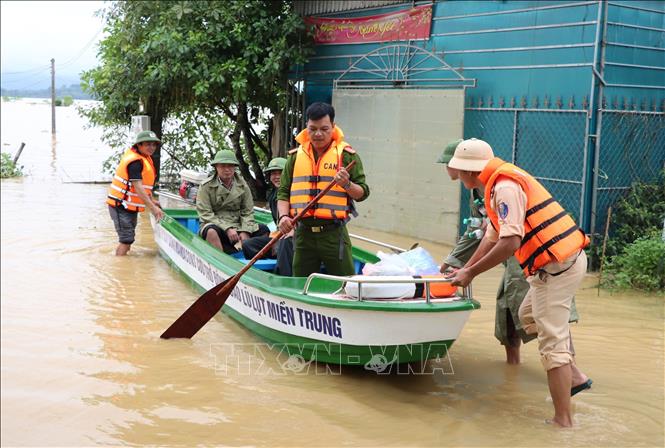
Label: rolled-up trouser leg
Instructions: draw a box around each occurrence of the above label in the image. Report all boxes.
[521,251,587,371]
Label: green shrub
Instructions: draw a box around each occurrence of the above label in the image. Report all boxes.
[55,98,63,106]
[603,233,665,293]
[591,171,665,272]
[63,95,74,106]
[0,152,23,178]
[606,170,665,260]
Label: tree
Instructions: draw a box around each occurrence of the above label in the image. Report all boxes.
[81,0,311,196]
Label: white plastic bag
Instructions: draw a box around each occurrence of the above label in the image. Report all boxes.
[361,251,412,276]
[397,247,440,275]
[361,247,439,276]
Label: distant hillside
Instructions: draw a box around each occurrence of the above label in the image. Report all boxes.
[1,83,93,100]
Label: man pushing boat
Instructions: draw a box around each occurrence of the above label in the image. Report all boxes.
[446,138,592,427]
[436,139,580,365]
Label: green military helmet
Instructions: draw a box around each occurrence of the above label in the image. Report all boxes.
[133,130,161,146]
[210,150,239,166]
[436,138,463,164]
[263,157,287,175]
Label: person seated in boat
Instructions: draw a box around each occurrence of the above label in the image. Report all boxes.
[196,150,269,254]
[106,130,164,256]
[436,139,580,366]
[276,102,370,277]
[241,157,294,276]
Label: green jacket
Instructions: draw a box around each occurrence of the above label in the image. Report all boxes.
[196,172,258,233]
[276,150,370,203]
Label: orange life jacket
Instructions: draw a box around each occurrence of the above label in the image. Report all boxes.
[106,148,156,212]
[289,125,355,220]
[479,158,589,276]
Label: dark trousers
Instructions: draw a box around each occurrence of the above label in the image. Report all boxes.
[293,223,354,277]
[242,235,294,277]
[203,224,270,254]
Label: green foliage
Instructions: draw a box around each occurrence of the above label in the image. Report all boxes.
[80,0,312,196]
[54,96,74,107]
[97,124,131,174]
[603,233,665,293]
[0,152,23,178]
[159,107,237,184]
[605,170,665,261]
[596,171,665,292]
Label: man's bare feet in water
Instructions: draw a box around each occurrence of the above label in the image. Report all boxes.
[505,344,521,364]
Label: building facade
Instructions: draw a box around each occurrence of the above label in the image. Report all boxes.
[291,0,664,244]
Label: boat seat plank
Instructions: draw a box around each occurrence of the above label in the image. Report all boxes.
[230,251,277,272]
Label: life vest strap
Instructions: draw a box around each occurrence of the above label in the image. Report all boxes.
[526,197,555,218]
[113,175,129,185]
[109,184,127,195]
[292,175,334,183]
[123,199,146,209]
[291,188,321,196]
[291,202,349,212]
[291,189,346,198]
[521,210,568,246]
[520,225,581,273]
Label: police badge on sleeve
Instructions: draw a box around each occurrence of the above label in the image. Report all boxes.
[498,202,509,219]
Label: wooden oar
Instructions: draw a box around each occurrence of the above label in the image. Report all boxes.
[161,160,356,339]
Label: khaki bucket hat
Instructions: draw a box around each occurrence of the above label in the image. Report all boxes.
[448,138,494,172]
[264,157,287,174]
[436,139,463,164]
[210,150,239,166]
[133,130,161,145]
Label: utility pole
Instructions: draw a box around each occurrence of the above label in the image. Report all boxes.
[50,58,56,135]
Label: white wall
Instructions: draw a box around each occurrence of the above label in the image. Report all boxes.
[332,88,465,244]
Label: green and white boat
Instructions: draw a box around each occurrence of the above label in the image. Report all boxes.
[152,205,480,366]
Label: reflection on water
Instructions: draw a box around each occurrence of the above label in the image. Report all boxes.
[1,100,663,446]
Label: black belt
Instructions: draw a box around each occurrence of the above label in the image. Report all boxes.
[537,249,583,277]
[297,222,342,233]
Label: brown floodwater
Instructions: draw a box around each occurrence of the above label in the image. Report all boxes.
[1,100,663,446]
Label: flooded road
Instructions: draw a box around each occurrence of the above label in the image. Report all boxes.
[1,99,663,446]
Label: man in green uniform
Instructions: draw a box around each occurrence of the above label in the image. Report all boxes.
[277,102,370,277]
[196,150,268,254]
[241,157,294,276]
[437,139,578,364]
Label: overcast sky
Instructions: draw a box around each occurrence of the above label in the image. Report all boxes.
[1,1,106,90]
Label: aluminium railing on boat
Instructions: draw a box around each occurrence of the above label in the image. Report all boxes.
[303,273,473,304]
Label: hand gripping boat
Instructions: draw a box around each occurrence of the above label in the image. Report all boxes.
[151,206,480,366]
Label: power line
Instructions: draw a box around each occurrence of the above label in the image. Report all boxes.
[57,25,104,70]
[1,63,52,75]
[2,76,51,91]
[1,68,51,85]
[1,25,104,78]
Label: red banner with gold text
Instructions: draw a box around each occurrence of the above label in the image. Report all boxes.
[305,5,432,45]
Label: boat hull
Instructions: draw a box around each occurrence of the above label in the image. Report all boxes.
[153,211,480,366]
